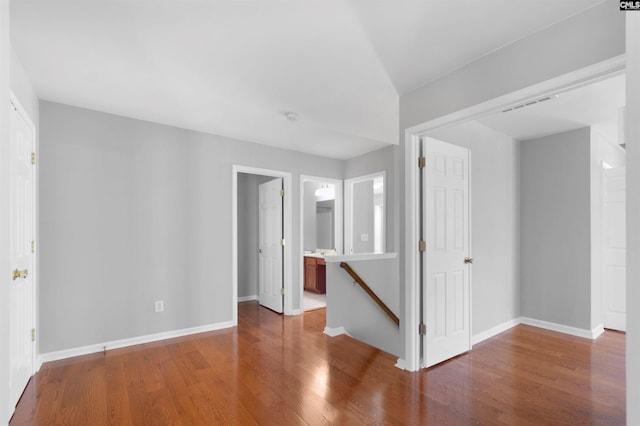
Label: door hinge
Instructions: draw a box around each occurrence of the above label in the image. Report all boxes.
[31,152,36,165]
[418,240,426,252]
[280,239,285,246]
[419,323,426,335]
[280,288,285,296]
[280,189,285,197]
[418,156,426,169]
[31,328,35,342]
[31,240,35,253]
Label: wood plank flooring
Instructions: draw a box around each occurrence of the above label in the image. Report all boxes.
[11,302,625,425]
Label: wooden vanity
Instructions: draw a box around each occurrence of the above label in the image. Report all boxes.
[304,255,326,294]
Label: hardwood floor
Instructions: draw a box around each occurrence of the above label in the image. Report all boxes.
[11,302,625,425]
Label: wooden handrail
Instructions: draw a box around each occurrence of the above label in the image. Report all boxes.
[339,262,399,327]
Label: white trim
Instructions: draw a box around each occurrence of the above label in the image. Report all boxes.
[325,252,398,262]
[38,321,234,364]
[519,317,603,340]
[403,56,625,371]
[299,174,343,315]
[344,170,386,255]
[237,295,258,302]
[471,318,521,345]
[394,358,407,370]
[323,326,346,337]
[404,135,421,372]
[232,165,293,322]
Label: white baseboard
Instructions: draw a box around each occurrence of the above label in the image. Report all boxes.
[38,320,234,365]
[394,358,407,370]
[519,317,602,340]
[472,318,521,345]
[238,295,258,302]
[323,326,346,337]
[290,308,304,315]
[591,323,605,339]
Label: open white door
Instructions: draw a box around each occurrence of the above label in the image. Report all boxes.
[422,137,471,368]
[9,98,36,407]
[603,167,626,331]
[259,178,284,313]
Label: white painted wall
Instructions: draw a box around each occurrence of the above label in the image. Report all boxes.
[427,122,520,335]
[626,12,640,425]
[38,101,344,353]
[0,0,11,421]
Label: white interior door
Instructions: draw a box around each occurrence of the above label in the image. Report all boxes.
[422,137,471,368]
[603,167,626,331]
[9,99,36,407]
[259,178,284,313]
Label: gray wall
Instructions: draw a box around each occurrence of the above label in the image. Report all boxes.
[39,101,343,352]
[428,122,520,335]
[345,145,398,252]
[237,173,274,299]
[326,257,401,356]
[626,13,640,424]
[303,181,318,251]
[520,128,591,330]
[351,180,375,253]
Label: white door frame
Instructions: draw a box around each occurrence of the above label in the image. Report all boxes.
[232,165,293,324]
[401,55,625,372]
[298,175,343,313]
[9,90,37,381]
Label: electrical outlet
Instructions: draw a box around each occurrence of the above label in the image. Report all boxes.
[155,300,164,312]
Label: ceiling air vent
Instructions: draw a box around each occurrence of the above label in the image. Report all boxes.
[502,95,558,113]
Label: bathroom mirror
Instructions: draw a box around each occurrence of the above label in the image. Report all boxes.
[345,171,385,254]
[301,177,343,255]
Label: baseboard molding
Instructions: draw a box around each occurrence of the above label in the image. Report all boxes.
[323,326,346,337]
[38,320,235,365]
[519,317,601,340]
[290,308,304,315]
[238,295,258,302]
[472,318,521,345]
[591,323,605,339]
[394,358,407,370]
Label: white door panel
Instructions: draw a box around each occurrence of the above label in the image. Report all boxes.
[259,178,284,313]
[9,100,36,408]
[422,137,471,368]
[603,167,625,331]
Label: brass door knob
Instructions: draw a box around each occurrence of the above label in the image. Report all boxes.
[12,269,28,280]
[464,257,474,264]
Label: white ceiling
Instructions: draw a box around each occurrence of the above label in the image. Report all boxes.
[10,0,605,159]
[477,73,626,143]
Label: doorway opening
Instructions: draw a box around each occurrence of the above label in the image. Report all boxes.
[299,175,343,312]
[232,166,293,325]
[403,56,625,372]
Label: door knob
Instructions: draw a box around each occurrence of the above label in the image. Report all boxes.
[12,269,28,280]
[464,257,474,264]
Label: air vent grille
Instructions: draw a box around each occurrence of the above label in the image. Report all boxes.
[502,95,557,113]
